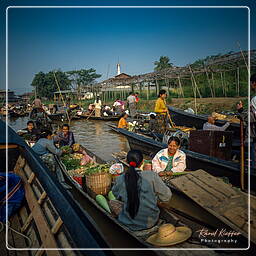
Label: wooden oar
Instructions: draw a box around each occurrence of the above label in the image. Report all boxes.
[85,109,95,121]
[240,116,245,190]
[53,72,71,124]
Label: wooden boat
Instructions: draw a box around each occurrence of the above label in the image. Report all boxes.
[47,113,66,121]
[168,106,240,139]
[9,110,28,118]
[0,120,112,254]
[79,113,120,121]
[109,125,255,192]
[55,145,255,253]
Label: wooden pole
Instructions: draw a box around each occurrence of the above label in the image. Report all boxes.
[156,79,159,96]
[237,42,249,72]
[240,117,245,190]
[220,72,226,97]
[190,77,197,114]
[189,65,202,98]
[147,82,149,100]
[237,67,240,97]
[211,72,216,97]
[205,69,214,98]
[53,72,71,124]
[177,76,184,98]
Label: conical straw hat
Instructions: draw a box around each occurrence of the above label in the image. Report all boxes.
[146,223,192,247]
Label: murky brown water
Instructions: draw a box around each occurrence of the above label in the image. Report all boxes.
[4,116,130,161]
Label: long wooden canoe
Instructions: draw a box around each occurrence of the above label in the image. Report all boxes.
[55,146,254,253]
[79,114,120,121]
[168,106,241,139]
[109,125,255,192]
[0,120,112,255]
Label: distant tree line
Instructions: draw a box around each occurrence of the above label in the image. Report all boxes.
[31,69,101,99]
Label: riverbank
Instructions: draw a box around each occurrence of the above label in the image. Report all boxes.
[137,97,248,114]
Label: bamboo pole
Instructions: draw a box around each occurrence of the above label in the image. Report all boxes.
[189,65,202,98]
[237,42,249,72]
[240,117,245,190]
[177,76,184,98]
[211,72,216,97]
[205,69,214,98]
[53,72,71,124]
[220,72,226,97]
[237,67,240,97]
[190,77,197,114]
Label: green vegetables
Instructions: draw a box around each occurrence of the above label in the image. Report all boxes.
[61,154,81,170]
[84,164,111,176]
[61,146,73,154]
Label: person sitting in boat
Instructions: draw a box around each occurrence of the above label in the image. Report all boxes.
[112,150,172,231]
[152,137,186,176]
[118,113,129,129]
[102,105,113,116]
[24,120,40,138]
[32,129,64,172]
[148,113,158,133]
[203,116,230,131]
[113,98,125,115]
[53,124,75,147]
[33,96,42,109]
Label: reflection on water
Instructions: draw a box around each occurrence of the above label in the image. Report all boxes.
[4,116,129,161]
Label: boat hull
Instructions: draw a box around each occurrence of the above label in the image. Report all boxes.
[109,126,254,191]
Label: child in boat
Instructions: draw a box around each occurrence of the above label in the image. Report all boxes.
[112,150,172,231]
[117,113,129,129]
[53,124,75,147]
[152,136,186,176]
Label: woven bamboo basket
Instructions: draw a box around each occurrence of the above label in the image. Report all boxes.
[85,172,112,196]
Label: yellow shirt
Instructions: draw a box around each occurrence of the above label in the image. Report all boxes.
[154,98,167,114]
[118,117,128,129]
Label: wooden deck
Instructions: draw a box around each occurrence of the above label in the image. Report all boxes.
[170,170,255,244]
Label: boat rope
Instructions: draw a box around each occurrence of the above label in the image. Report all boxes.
[0,221,32,248]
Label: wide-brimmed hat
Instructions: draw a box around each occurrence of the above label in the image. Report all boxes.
[146,223,192,247]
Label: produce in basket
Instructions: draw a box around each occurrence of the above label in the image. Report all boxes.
[84,164,111,176]
[80,153,93,166]
[60,146,73,154]
[61,154,81,170]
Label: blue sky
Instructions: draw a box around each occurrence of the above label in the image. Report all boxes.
[0,0,255,94]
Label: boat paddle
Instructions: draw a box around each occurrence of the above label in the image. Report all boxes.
[240,116,245,190]
[85,109,95,121]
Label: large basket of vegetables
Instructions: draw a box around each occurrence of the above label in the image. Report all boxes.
[84,164,111,196]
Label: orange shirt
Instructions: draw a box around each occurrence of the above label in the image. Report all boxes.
[118,117,128,129]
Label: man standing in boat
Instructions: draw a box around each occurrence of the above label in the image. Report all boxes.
[127,92,136,118]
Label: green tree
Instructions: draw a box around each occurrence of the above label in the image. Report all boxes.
[66,68,101,89]
[31,70,71,99]
[154,56,173,71]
